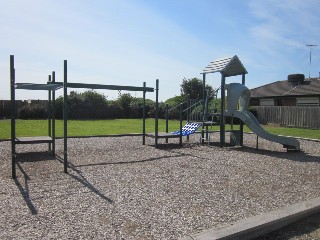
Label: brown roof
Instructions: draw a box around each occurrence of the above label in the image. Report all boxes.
[251,78,320,98]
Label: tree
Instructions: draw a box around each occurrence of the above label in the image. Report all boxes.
[116,93,133,118]
[55,90,110,119]
[81,90,108,118]
[164,95,184,107]
[180,77,213,100]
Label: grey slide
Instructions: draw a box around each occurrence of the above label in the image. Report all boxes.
[225,83,300,150]
[233,110,300,150]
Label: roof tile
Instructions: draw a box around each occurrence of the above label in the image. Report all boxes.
[251,78,320,98]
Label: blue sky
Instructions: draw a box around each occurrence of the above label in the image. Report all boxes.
[1,0,320,101]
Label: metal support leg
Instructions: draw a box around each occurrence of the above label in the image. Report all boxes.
[10,55,16,178]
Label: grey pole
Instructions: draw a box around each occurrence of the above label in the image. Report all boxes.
[165,104,169,143]
[201,73,206,144]
[240,73,246,146]
[155,79,159,148]
[48,75,52,153]
[205,89,209,141]
[179,103,183,146]
[10,55,16,178]
[220,73,226,147]
[142,82,146,145]
[63,60,68,173]
[306,44,317,78]
[52,71,56,155]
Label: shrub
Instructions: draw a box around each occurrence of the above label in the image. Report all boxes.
[249,107,258,118]
[18,104,47,119]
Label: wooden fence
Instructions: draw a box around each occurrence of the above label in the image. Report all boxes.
[252,106,320,129]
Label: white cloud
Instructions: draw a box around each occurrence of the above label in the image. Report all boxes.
[243,0,320,87]
[0,0,214,101]
[2,0,320,102]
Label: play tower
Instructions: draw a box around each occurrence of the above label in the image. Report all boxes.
[201,55,248,147]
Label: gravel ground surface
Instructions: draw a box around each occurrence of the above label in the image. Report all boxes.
[0,133,319,239]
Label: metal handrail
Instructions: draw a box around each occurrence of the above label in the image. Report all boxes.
[183,99,203,112]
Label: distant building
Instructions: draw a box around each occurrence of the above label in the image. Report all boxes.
[250,74,320,107]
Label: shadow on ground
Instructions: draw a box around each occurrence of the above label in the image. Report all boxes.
[253,212,320,240]
[232,146,320,163]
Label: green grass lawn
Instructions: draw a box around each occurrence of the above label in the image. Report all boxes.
[0,119,319,140]
[0,119,182,139]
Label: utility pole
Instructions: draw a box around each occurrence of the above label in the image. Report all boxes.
[306,44,317,78]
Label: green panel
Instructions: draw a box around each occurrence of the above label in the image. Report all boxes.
[15,83,63,91]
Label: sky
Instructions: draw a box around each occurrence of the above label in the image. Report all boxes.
[1,0,320,101]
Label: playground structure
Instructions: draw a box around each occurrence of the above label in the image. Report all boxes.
[224,83,300,150]
[151,55,248,147]
[9,54,301,178]
[201,55,248,147]
[207,56,299,150]
[10,55,155,178]
[153,55,300,150]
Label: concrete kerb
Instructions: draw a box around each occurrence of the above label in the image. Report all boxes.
[180,197,320,240]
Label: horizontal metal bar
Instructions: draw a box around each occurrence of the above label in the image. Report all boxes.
[15,83,63,91]
[54,82,154,92]
[183,100,203,112]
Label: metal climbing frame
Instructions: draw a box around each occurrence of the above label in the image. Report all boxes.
[58,60,156,173]
[10,55,156,178]
[10,55,62,178]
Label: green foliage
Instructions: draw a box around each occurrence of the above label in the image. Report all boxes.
[165,95,184,107]
[148,102,167,119]
[55,91,156,119]
[180,77,213,100]
[164,95,184,119]
[70,90,110,118]
[133,97,154,106]
[18,103,47,119]
[55,90,121,119]
[249,107,258,118]
[116,93,133,118]
[130,97,154,118]
[0,100,11,119]
[81,91,108,118]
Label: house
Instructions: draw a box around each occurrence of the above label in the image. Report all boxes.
[250,74,320,107]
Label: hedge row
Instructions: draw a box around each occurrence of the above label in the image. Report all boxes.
[0,91,171,120]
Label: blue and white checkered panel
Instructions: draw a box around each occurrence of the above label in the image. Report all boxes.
[172,122,202,136]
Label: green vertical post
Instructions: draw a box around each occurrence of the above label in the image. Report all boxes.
[52,71,56,155]
[179,104,183,146]
[142,82,146,145]
[48,75,52,153]
[240,73,246,146]
[220,73,226,147]
[10,55,16,178]
[63,60,68,173]
[201,73,206,144]
[187,95,190,122]
[205,89,209,141]
[186,95,190,142]
[155,79,159,148]
[165,104,169,143]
